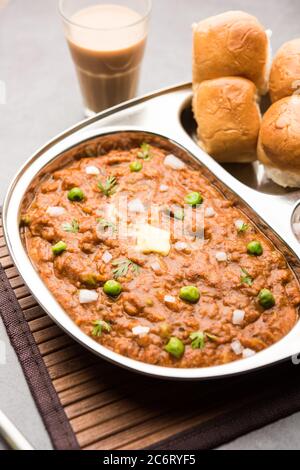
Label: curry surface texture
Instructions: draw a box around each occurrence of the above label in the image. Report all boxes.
[23,142,300,368]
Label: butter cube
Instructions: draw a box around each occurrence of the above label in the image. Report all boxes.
[136,224,170,256]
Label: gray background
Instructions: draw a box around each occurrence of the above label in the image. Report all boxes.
[1,0,300,451]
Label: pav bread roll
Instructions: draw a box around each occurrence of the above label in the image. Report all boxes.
[193,11,271,95]
[257,95,300,187]
[193,77,261,163]
[269,39,300,103]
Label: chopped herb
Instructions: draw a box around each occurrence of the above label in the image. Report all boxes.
[92,320,111,337]
[190,331,205,349]
[189,331,218,349]
[137,143,152,161]
[98,176,117,197]
[97,218,117,232]
[241,268,253,286]
[112,258,140,279]
[237,223,249,234]
[62,219,79,233]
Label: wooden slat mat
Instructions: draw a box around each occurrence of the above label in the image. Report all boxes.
[2,220,300,450]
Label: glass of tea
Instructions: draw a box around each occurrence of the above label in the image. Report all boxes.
[59,0,152,116]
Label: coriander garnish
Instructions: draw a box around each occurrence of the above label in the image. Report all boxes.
[241,268,253,286]
[98,176,117,197]
[92,320,111,337]
[137,143,152,161]
[189,331,218,350]
[112,258,140,279]
[62,219,79,233]
[190,331,205,349]
[97,218,117,232]
[237,223,249,234]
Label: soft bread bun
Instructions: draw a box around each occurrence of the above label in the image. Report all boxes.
[258,95,300,187]
[193,77,261,163]
[269,39,300,103]
[193,11,271,95]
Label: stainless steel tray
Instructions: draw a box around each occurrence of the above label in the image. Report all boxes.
[3,82,300,380]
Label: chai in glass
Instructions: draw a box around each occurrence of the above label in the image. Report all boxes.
[62,2,150,115]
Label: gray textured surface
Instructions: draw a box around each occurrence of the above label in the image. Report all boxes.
[1,0,300,451]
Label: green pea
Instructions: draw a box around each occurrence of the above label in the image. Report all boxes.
[185,192,203,206]
[179,286,200,304]
[247,241,263,256]
[258,289,275,309]
[52,241,67,256]
[165,337,185,359]
[103,280,122,297]
[130,161,143,172]
[68,187,85,202]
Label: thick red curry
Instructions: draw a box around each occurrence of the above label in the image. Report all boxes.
[23,140,300,368]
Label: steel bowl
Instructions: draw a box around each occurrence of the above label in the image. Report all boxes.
[3,82,300,380]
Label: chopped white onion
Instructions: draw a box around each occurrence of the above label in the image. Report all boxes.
[232,310,245,325]
[79,290,98,304]
[151,261,161,272]
[46,206,65,217]
[102,251,112,264]
[132,326,150,336]
[159,184,169,192]
[85,165,100,175]
[174,241,188,252]
[243,348,256,359]
[164,295,176,304]
[235,220,245,231]
[128,199,145,213]
[164,154,186,170]
[205,207,216,218]
[215,252,228,262]
[231,340,243,356]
